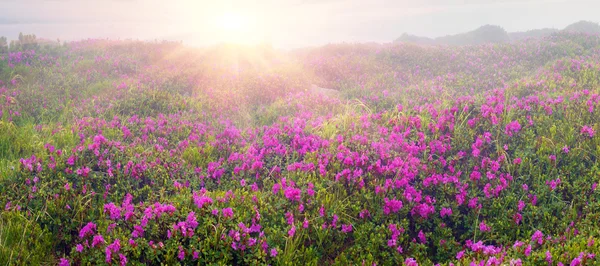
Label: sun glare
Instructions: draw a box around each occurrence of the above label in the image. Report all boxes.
[212,12,260,45]
[219,12,246,32]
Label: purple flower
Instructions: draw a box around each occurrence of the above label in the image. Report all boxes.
[404,258,419,266]
[383,198,403,215]
[440,207,453,218]
[341,224,353,233]
[132,225,144,238]
[505,120,522,136]
[532,230,544,245]
[178,246,185,261]
[546,250,553,264]
[119,253,127,266]
[104,202,121,220]
[418,230,426,243]
[272,183,281,194]
[59,258,70,266]
[92,234,105,247]
[518,200,525,211]
[510,259,522,266]
[66,156,76,166]
[186,212,198,229]
[581,125,595,137]
[270,248,278,257]
[222,208,234,218]
[479,221,491,232]
[284,187,302,202]
[79,222,97,239]
[524,244,532,257]
[76,244,84,252]
[546,178,561,191]
[192,192,213,209]
[513,213,522,225]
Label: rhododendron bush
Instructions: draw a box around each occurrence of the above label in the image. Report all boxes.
[1,33,600,265]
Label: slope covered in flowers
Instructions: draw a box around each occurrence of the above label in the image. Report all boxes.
[1,33,600,265]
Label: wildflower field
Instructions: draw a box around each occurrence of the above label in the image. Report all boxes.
[1,32,600,265]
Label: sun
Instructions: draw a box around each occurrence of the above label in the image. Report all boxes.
[212,12,259,44]
[218,12,246,32]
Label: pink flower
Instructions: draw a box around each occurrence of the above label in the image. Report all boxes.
[119,253,127,266]
[104,202,121,220]
[178,246,185,261]
[288,225,296,237]
[92,234,105,247]
[510,259,522,266]
[66,155,76,166]
[404,258,419,266]
[440,207,453,218]
[581,125,595,137]
[284,187,302,202]
[222,208,234,218]
[418,230,426,243]
[505,120,522,136]
[193,192,213,209]
[546,178,561,191]
[479,221,491,232]
[341,224,353,233]
[545,250,553,264]
[524,244,532,257]
[59,258,70,266]
[79,222,97,238]
[270,248,278,257]
[532,230,544,245]
[76,244,84,252]
[513,213,522,225]
[383,198,403,215]
[272,183,281,194]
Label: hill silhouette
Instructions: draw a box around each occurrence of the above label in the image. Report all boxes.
[564,20,600,34]
[396,20,600,45]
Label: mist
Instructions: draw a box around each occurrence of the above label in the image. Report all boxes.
[1,0,599,48]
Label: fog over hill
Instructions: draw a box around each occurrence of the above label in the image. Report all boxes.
[396,20,600,45]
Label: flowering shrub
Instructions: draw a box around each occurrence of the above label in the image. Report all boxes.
[1,33,600,265]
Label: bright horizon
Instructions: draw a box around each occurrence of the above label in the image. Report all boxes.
[1,0,600,48]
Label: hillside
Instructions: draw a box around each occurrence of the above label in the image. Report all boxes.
[1,32,600,265]
[509,28,559,41]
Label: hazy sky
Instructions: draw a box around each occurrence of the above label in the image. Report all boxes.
[0,0,599,48]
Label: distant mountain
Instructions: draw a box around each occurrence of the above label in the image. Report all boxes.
[436,25,510,45]
[394,33,434,45]
[396,20,600,45]
[564,20,600,34]
[509,28,559,41]
[395,25,509,46]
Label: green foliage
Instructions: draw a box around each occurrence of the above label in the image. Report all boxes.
[0,211,54,265]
